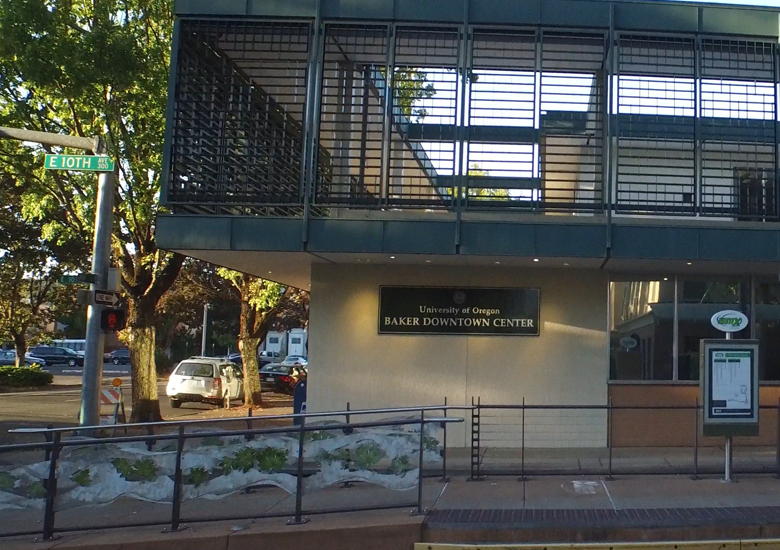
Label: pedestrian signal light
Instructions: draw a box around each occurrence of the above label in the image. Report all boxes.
[101,308,127,332]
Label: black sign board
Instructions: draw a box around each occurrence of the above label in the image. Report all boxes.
[379,286,540,336]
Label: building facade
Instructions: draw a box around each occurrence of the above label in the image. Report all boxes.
[158,0,780,447]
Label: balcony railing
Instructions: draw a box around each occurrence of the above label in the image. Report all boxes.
[165,20,780,222]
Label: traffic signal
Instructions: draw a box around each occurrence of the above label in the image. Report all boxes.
[100,308,127,332]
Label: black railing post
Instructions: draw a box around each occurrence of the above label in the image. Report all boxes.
[607,397,614,480]
[692,398,700,480]
[246,407,254,441]
[346,402,351,425]
[42,431,61,541]
[44,423,53,462]
[288,415,308,525]
[415,410,425,515]
[519,397,527,482]
[776,398,780,479]
[441,397,448,482]
[170,425,186,532]
[146,413,156,452]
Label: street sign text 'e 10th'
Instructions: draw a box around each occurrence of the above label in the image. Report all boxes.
[44,154,115,172]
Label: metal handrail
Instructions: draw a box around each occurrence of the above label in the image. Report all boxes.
[8,404,472,435]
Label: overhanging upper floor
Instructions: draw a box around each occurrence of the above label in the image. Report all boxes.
[158,0,780,287]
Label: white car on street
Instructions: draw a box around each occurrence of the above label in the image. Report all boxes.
[166,357,243,409]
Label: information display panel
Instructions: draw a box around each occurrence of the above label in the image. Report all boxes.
[700,339,759,437]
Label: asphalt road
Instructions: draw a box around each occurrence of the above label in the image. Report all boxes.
[0,378,294,445]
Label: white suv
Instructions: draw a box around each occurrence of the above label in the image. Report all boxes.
[166,357,243,409]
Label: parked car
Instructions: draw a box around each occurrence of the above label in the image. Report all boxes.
[225,352,276,368]
[281,355,308,367]
[259,350,281,361]
[165,357,243,409]
[0,350,48,367]
[109,348,131,365]
[28,346,84,367]
[259,363,307,395]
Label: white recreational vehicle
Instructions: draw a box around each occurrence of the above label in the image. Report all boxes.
[287,328,308,358]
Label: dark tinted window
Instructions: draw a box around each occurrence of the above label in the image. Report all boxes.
[174,362,214,377]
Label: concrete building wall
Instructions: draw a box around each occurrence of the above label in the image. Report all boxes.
[307,264,609,448]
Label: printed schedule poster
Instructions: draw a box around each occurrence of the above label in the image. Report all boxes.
[709,350,753,418]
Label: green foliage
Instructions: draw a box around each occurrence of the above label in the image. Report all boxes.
[255,448,288,473]
[71,469,91,487]
[112,458,157,482]
[0,472,16,490]
[423,435,440,452]
[0,365,53,387]
[219,447,288,474]
[390,68,436,121]
[0,0,185,421]
[25,482,46,499]
[389,456,411,474]
[353,443,385,470]
[187,467,209,487]
[318,448,351,466]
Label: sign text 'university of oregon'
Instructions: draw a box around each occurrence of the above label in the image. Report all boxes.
[379,287,540,336]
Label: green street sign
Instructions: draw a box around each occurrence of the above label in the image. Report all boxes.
[44,154,115,172]
[59,273,97,285]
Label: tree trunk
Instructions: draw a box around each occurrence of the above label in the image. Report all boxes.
[12,332,26,368]
[128,297,162,422]
[240,336,262,407]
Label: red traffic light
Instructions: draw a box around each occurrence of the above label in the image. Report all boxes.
[100,308,127,332]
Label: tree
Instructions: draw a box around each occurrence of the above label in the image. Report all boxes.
[0,0,182,421]
[218,269,308,407]
[0,172,72,366]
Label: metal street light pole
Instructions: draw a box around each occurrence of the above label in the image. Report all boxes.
[0,127,114,428]
[201,303,210,356]
[80,141,115,427]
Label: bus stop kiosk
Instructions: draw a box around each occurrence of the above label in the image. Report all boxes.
[700,333,759,482]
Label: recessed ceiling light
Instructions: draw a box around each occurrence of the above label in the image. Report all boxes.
[687,262,692,266]
[563,263,569,266]
[494,261,501,265]
[533,258,539,262]
[267,271,272,274]
[663,277,668,281]
[390,256,396,259]
[425,260,431,263]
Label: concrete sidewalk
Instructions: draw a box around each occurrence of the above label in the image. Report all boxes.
[5,472,780,548]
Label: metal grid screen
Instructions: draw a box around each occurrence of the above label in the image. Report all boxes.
[388,28,460,208]
[616,35,696,215]
[316,25,388,206]
[168,20,310,216]
[166,19,780,222]
[701,39,777,220]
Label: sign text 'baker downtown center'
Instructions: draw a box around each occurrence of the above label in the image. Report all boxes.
[379,287,540,335]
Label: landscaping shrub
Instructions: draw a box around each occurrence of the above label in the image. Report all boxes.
[0,365,53,388]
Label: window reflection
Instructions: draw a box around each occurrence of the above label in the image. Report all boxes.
[755,283,780,381]
[610,279,674,380]
[677,280,749,381]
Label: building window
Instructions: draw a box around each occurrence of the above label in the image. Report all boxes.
[609,279,674,380]
[736,169,776,221]
[755,283,780,381]
[677,280,749,381]
[610,278,755,382]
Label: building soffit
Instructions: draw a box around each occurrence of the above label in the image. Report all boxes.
[173,0,780,39]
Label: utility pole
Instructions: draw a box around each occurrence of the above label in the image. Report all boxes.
[0,127,115,428]
[201,303,210,356]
